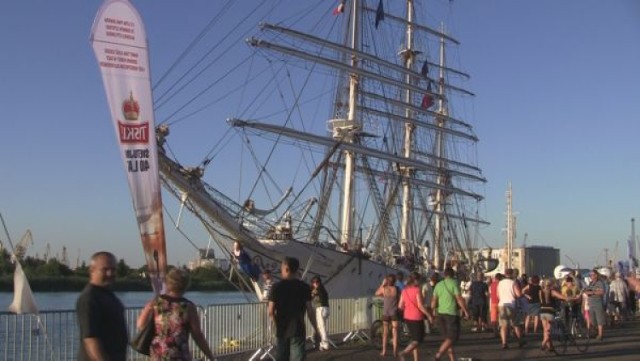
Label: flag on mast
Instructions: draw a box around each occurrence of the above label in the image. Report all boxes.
[421,60,429,77]
[421,81,435,109]
[375,0,385,28]
[90,0,167,293]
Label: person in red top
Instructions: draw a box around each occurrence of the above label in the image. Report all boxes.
[398,272,434,361]
[489,273,504,338]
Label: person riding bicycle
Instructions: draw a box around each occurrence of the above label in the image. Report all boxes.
[560,276,581,326]
[539,280,577,352]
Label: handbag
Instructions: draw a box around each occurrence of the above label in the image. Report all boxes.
[131,306,156,356]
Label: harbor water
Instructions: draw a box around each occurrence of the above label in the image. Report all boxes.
[1,291,253,311]
[1,293,370,361]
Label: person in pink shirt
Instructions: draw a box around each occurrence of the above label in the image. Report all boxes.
[398,271,434,361]
[489,273,503,337]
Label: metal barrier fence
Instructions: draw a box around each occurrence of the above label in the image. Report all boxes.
[0,297,371,361]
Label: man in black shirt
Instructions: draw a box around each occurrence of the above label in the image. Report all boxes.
[469,271,489,332]
[268,257,318,361]
[76,251,128,361]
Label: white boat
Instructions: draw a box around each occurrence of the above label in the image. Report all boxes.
[151,0,490,298]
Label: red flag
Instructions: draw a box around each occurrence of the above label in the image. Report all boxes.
[421,81,435,109]
[421,94,434,109]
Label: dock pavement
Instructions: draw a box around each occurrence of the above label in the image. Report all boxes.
[218,317,640,360]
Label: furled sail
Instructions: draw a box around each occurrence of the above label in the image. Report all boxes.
[90,0,167,293]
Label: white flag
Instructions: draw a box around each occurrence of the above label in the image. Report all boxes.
[8,260,38,314]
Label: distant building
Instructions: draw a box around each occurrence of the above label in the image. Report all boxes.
[199,248,215,260]
[187,248,230,270]
[484,245,560,278]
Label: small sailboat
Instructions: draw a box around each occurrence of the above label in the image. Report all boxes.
[8,247,39,315]
[1,215,39,315]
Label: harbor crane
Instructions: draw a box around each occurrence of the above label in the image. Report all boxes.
[564,254,579,269]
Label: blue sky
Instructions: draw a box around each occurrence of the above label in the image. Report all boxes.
[0,0,638,269]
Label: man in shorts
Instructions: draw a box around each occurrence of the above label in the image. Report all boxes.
[469,271,489,332]
[497,268,525,349]
[432,267,470,361]
[584,269,606,341]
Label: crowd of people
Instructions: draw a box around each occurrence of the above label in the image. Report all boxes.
[75,248,640,361]
[369,265,640,361]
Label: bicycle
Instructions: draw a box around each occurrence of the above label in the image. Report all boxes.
[549,307,589,356]
[369,299,411,350]
[563,300,590,351]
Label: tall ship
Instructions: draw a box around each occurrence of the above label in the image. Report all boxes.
[145,0,489,298]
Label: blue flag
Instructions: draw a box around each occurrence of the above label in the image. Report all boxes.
[375,0,385,28]
[421,60,429,77]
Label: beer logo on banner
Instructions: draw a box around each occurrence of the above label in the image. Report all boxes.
[118,91,149,144]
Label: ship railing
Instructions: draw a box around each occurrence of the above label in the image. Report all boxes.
[0,297,371,361]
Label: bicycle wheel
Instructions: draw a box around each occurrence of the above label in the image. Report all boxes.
[551,322,568,356]
[571,317,590,353]
[370,320,383,349]
[398,321,411,346]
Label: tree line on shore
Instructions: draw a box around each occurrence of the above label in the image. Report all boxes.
[0,248,234,292]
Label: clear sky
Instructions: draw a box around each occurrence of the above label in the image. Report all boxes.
[1,0,638,270]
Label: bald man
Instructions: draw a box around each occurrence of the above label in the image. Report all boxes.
[76,251,128,361]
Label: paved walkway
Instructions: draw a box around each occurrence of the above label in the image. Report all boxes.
[219,318,640,360]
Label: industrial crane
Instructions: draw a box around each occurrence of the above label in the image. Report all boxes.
[564,254,579,269]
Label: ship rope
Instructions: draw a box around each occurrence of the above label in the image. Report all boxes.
[152,0,237,94]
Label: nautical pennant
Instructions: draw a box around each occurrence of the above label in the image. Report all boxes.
[421,60,429,77]
[375,0,385,28]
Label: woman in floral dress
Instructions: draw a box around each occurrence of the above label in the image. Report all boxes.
[137,269,215,361]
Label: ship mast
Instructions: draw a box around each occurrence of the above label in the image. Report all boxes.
[339,0,362,249]
[505,182,515,270]
[433,29,448,270]
[631,217,637,267]
[400,0,417,257]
